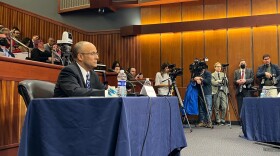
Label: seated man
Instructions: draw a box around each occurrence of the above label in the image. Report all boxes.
[127,67,143,81]
[54,41,105,97]
[0,32,15,58]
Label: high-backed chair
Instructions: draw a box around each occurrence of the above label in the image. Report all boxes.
[18,80,56,108]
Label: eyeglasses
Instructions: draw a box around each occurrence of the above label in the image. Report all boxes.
[81,52,99,56]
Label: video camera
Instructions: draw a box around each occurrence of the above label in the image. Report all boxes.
[57,31,73,66]
[168,64,183,80]
[189,58,208,78]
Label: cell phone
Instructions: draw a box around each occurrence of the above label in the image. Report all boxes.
[138,73,142,75]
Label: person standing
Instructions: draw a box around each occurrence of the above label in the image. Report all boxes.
[211,62,228,125]
[193,68,212,128]
[234,59,254,116]
[155,62,171,96]
[256,54,280,92]
[54,41,105,97]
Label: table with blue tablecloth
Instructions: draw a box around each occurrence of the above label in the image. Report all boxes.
[18,97,187,156]
[241,97,280,143]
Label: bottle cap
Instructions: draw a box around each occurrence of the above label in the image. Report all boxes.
[146,78,149,81]
[120,70,124,73]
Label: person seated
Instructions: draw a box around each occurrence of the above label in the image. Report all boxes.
[109,60,121,73]
[18,37,32,52]
[127,67,143,81]
[30,40,53,63]
[0,32,15,58]
[54,41,105,97]
[44,37,55,53]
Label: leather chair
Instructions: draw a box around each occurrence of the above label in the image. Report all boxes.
[18,80,56,107]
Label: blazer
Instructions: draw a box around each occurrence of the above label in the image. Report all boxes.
[211,72,228,95]
[233,68,254,95]
[256,63,280,90]
[54,62,105,97]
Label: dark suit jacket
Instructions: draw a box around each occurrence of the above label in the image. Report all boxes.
[233,68,254,95]
[54,62,105,97]
[256,63,280,90]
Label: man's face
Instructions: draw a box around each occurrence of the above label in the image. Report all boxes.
[239,61,246,67]
[130,68,136,76]
[32,35,39,41]
[263,57,271,65]
[48,38,55,46]
[79,43,99,70]
[215,64,221,72]
[13,30,20,38]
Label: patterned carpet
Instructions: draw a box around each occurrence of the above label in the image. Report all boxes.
[180,125,280,156]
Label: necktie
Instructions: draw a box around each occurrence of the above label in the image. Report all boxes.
[241,70,244,79]
[86,72,90,89]
[218,73,220,80]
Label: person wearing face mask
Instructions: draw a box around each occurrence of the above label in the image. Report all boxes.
[256,54,280,92]
[0,32,15,58]
[234,59,254,117]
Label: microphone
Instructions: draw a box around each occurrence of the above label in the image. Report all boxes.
[124,69,144,86]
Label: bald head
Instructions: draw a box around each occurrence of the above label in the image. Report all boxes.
[72,41,96,60]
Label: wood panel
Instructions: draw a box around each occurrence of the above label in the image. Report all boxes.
[160,3,182,86]
[253,26,278,73]
[252,0,277,15]
[0,57,63,148]
[161,33,182,87]
[139,34,161,79]
[204,0,226,19]
[182,31,205,87]
[182,0,203,21]
[204,29,227,70]
[228,28,252,118]
[140,6,161,79]
[227,0,251,17]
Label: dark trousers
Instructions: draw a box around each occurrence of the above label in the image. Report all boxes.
[236,90,251,116]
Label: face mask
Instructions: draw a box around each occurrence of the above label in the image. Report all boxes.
[0,38,9,46]
[240,64,245,69]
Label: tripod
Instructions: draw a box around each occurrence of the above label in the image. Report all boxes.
[167,76,192,132]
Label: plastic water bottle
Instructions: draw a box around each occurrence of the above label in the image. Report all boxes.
[143,78,152,86]
[117,70,127,97]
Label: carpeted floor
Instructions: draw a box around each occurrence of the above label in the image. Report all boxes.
[180,125,280,156]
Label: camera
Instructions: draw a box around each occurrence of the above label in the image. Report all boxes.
[189,58,208,77]
[57,31,73,66]
[168,64,183,79]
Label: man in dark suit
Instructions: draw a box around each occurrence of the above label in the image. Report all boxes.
[233,59,254,116]
[54,41,105,97]
[256,54,280,92]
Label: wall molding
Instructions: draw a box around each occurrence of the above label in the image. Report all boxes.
[121,13,280,36]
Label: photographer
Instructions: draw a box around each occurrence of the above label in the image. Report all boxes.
[234,59,254,117]
[193,67,212,128]
[211,62,228,125]
[256,54,280,92]
[155,62,171,96]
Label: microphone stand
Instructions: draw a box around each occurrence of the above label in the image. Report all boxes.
[10,36,31,58]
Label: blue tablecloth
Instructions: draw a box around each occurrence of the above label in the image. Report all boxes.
[18,97,187,156]
[241,97,280,143]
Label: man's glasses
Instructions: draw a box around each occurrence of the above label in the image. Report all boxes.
[81,52,99,56]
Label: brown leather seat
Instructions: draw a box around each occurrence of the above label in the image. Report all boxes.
[18,80,55,107]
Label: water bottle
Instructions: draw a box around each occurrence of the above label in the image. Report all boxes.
[143,78,152,86]
[117,70,127,97]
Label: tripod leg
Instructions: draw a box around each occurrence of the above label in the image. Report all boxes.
[173,82,192,132]
[225,94,232,129]
[200,85,213,128]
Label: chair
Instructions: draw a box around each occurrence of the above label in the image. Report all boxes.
[18,80,56,107]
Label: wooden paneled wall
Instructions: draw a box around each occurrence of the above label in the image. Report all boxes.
[140,0,280,121]
[0,2,140,71]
